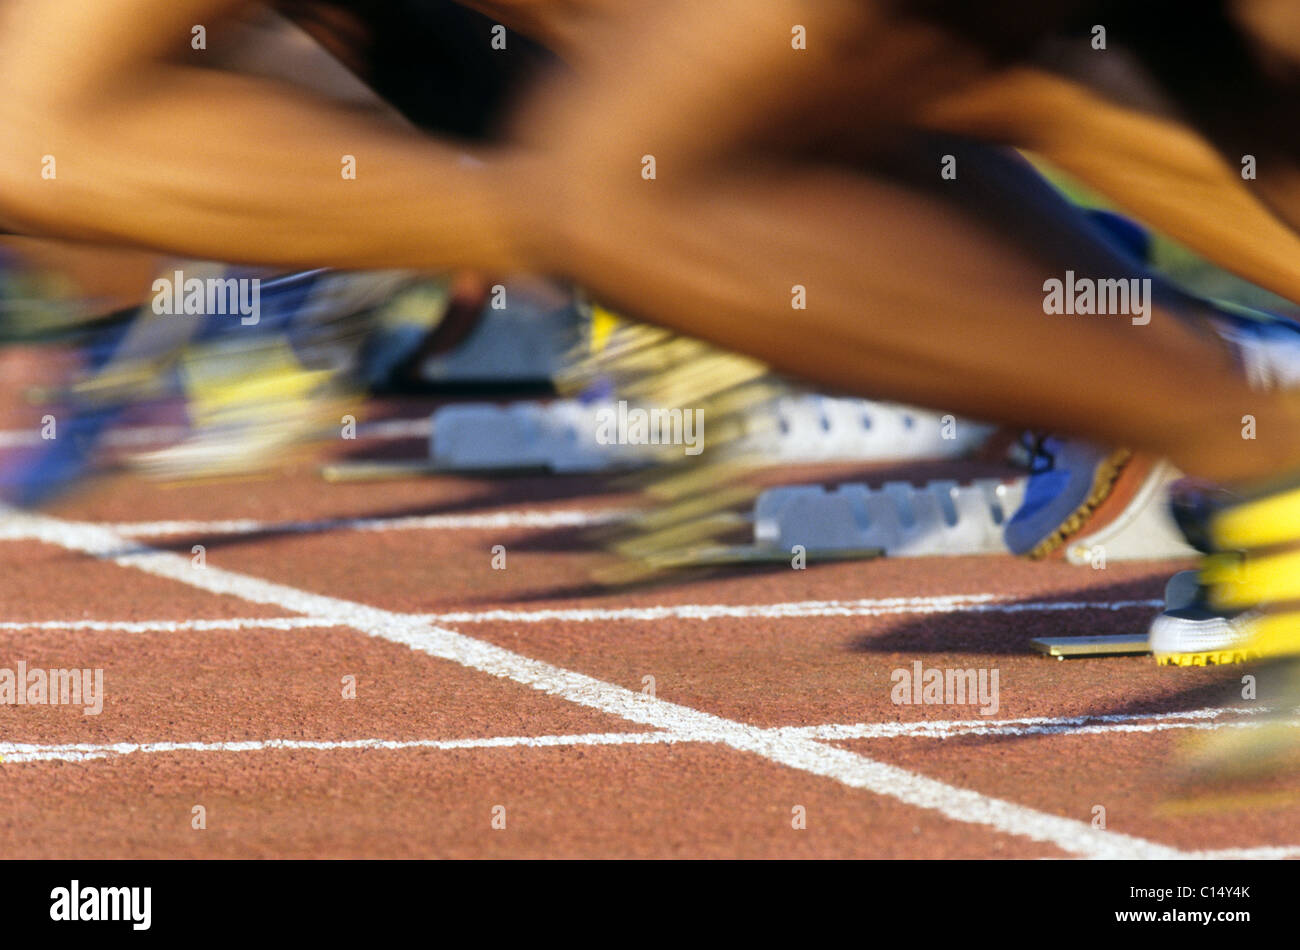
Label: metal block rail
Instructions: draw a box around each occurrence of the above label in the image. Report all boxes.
[429,397,995,474]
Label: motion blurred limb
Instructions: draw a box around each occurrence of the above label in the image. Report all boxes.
[917,67,1300,309]
[0,0,537,273]
[513,2,1300,485]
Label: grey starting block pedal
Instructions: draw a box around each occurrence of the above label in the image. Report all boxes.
[418,280,583,384]
[1030,635,1151,659]
[427,397,996,475]
[753,478,1026,557]
[431,400,633,474]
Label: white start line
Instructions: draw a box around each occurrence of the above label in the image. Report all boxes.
[0,707,1286,764]
[0,505,1288,860]
[0,595,1164,634]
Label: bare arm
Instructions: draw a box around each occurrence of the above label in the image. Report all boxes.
[918,67,1300,307]
[522,0,987,177]
[522,0,1300,310]
[0,0,537,272]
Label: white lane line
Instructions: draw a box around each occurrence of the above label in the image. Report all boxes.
[783,707,1278,741]
[0,508,629,541]
[0,596,1161,633]
[420,596,1163,625]
[0,418,426,451]
[1,709,1282,764]
[861,718,1299,740]
[1197,846,1300,859]
[0,617,344,634]
[0,731,676,764]
[2,508,1191,859]
[4,727,1294,858]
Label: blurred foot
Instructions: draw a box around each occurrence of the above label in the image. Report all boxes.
[1147,569,1258,666]
[1002,435,1136,557]
[129,339,353,480]
[1161,478,1300,777]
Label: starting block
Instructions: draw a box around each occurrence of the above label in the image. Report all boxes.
[419,280,584,384]
[752,456,1198,562]
[752,478,1025,557]
[427,396,995,474]
[750,396,995,463]
[431,400,627,474]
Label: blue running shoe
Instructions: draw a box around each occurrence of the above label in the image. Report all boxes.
[1003,435,1135,557]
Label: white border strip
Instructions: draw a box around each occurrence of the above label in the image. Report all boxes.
[0,507,1193,859]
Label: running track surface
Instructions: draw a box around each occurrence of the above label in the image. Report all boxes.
[1,380,1297,857]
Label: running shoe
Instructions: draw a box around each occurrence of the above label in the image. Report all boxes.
[1157,478,1300,776]
[1002,435,1136,557]
[1148,569,1257,666]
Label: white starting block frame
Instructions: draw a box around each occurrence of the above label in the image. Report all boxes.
[753,479,1026,557]
[431,400,620,474]
[752,460,1197,561]
[429,397,995,474]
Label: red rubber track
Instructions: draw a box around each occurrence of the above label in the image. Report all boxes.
[0,368,1294,858]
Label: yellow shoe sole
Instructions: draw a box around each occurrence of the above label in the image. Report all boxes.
[1154,648,1260,667]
